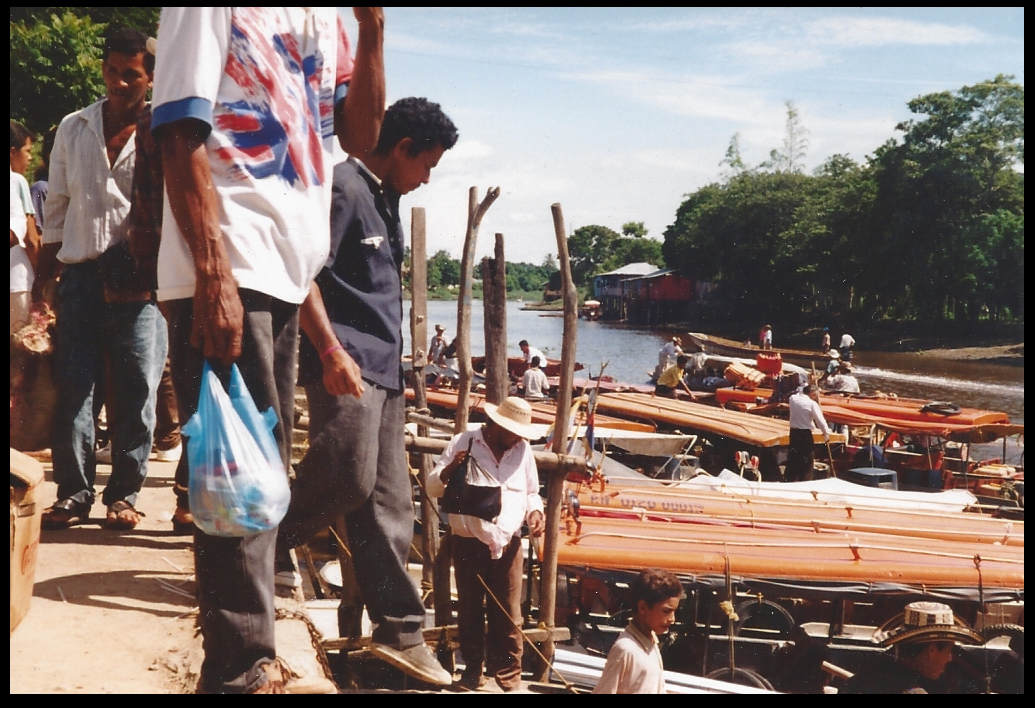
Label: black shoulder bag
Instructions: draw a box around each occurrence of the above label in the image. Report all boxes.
[440,439,502,523]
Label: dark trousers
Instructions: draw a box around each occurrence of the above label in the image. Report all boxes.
[786,428,815,482]
[154,356,181,452]
[165,291,299,694]
[453,535,524,690]
[279,382,425,649]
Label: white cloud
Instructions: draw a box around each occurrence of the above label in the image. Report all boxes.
[805,17,987,47]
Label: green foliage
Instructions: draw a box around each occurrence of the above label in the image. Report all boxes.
[10,8,161,136]
[663,77,1024,325]
[568,223,664,287]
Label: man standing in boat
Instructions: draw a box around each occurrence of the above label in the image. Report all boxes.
[785,385,831,482]
[519,339,546,370]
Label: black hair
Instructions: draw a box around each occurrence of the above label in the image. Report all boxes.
[103,27,154,73]
[519,340,529,347]
[374,97,458,157]
[530,356,541,367]
[10,120,33,151]
[676,355,688,367]
[630,568,684,609]
[803,385,816,395]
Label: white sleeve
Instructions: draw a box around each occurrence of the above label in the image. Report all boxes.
[427,433,464,498]
[151,7,232,134]
[524,447,544,518]
[41,118,71,244]
[10,176,27,245]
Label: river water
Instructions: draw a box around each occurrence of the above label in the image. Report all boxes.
[406,300,1025,464]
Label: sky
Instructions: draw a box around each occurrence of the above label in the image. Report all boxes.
[338,7,1025,265]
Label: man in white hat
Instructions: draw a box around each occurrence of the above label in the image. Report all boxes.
[427,396,545,691]
[842,601,983,694]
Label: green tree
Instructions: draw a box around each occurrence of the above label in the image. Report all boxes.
[567,224,620,286]
[11,8,161,135]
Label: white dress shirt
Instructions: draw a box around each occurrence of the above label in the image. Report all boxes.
[428,428,544,559]
[42,99,136,264]
[788,391,831,436]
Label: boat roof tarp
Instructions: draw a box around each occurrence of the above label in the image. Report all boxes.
[595,393,845,448]
[564,566,1024,604]
[677,470,977,512]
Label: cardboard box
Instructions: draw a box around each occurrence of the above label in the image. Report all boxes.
[11,448,44,633]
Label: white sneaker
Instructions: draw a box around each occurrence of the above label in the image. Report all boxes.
[156,443,182,463]
[95,443,112,464]
[369,642,453,686]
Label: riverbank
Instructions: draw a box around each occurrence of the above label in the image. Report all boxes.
[913,343,1023,367]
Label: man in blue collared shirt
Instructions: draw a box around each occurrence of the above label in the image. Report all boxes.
[279,97,458,686]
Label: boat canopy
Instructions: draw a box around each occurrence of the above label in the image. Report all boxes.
[595,392,846,448]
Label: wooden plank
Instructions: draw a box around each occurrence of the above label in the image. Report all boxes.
[324,625,571,653]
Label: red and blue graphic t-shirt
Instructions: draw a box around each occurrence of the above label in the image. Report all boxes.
[152,7,354,304]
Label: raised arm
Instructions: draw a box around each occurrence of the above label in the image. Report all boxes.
[335,7,385,157]
[160,119,243,364]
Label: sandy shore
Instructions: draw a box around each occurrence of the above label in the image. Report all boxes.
[914,343,1023,365]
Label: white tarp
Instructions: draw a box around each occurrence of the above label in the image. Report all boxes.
[680,469,978,512]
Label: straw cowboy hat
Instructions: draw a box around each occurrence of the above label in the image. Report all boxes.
[873,602,983,647]
[483,397,538,439]
[434,324,445,333]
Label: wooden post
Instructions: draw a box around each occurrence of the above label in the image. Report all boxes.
[482,233,508,405]
[454,186,500,433]
[537,203,579,679]
[409,207,439,599]
[333,517,365,646]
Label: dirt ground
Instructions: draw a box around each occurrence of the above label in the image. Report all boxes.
[10,456,201,694]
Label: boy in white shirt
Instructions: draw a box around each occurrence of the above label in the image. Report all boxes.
[595,568,684,694]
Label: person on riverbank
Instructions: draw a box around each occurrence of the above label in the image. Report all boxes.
[842,601,983,694]
[593,568,684,694]
[278,97,458,687]
[786,385,831,482]
[151,7,385,693]
[821,327,831,352]
[654,354,692,398]
[427,397,546,691]
[39,29,166,532]
[10,120,39,334]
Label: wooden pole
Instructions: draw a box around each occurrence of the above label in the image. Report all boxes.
[537,202,579,679]
[454,186,500,433]
[408,207,439,601]
[482,233,508,405]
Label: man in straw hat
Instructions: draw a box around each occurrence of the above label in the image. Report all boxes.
[427,396,546,691]
[429,323,448,366]
[842,601,983,694]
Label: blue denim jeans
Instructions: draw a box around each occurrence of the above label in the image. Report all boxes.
[51,260,167,507]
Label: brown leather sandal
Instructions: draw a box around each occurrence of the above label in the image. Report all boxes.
[105,500,144,530]
[41,498,91,530]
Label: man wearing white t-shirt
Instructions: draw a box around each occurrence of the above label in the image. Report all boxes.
[151,7,384,694]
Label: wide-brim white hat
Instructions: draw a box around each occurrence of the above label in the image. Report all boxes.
[483,397,538,439]
[828,349,840,359]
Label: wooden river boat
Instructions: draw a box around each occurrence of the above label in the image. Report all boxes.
[684,331,834,367]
